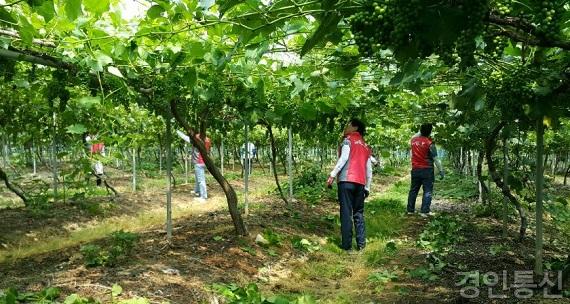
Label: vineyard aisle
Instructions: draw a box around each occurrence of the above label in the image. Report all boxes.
[0,0,569,302]
[1,170,568,303]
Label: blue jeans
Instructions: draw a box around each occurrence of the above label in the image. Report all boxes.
[337,182,366,250]
[194,164,207,199]
[407,168,434,213]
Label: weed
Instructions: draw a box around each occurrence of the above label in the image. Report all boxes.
[473,203,506,219]
[322,214,340,228]
[409,266,439,282]
[436,172,478,200]
[394,286,411,296]
[266,248,278,257]
[80,230,138,267]
[291,237,320,253]
[281,164,333,205]
[368,270,398,284]
[417,214,464,257]
[0,287,60,303]
[0,284,151,304]
[414,214,465,281]
[240,246,257,256]
[262,229,283,246]
[489,244,507,256]
[212,283,316,304]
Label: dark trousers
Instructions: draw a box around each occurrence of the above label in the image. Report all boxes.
[337,182,366,250]
[407,168,434,213]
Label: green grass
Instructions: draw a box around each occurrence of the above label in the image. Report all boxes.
[363,180,408,265]
[276,178,411,302]
[0,190,229,263]
[298,256,349,280]
[436,172,478,200]
[0,171,281,263]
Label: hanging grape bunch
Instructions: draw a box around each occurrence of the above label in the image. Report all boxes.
[483,0,564,58]
[455,0,490,67]
[348,0,490,67]
[493,0,513,16]
[532,0,564,41]
[485,67,536,120]
[484,36,509,59]
[484,0,515,59]
[0,57,17,81]
[44,69,71,111]
[348,0,387,57]
[348,0,419,58]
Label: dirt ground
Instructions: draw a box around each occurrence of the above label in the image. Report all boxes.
[0,167,337,303]
[0,169,569,303]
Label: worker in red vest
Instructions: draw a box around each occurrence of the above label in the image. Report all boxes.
[407,124,444,217]
[87,134,105,186]
[176,130,211,202]
[327,118,372,252]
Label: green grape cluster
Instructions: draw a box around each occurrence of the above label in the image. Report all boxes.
[484,36,508,59]
[348,0,490,67]
[44,70,70,110]
[493,0,514,16]
[0,57,17,81]
[349,0,395,57]
[485,68,536,119]
[532,0,563,41]
[455,0,489,67]
[390,0,421,51]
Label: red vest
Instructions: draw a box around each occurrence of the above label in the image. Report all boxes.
[411,136,433,169]
[338,132,371,185]
[193,135,211,165]
[91,143,104,154]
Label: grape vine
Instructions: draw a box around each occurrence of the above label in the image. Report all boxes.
[348,0,566,66]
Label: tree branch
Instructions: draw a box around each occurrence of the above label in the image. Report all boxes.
[0,166,28,204]
[0,29,56,48]
[485,121,528,240]
[170,99,248,236]
[487,14,535,33]
[488,14,570,50]
[0,47,75,70]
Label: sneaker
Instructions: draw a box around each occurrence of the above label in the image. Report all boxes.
[347,249,363,256]
[407,212,415,216]
[420,212,434,218]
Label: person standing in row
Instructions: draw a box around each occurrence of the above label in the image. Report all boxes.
[86,134,105,187]
[407,123,444,217]
[176,130,211,202]
[327,118,373,252]
[240,141,256,176]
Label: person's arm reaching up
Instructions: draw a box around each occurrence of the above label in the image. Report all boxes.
[176,130,191,143]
